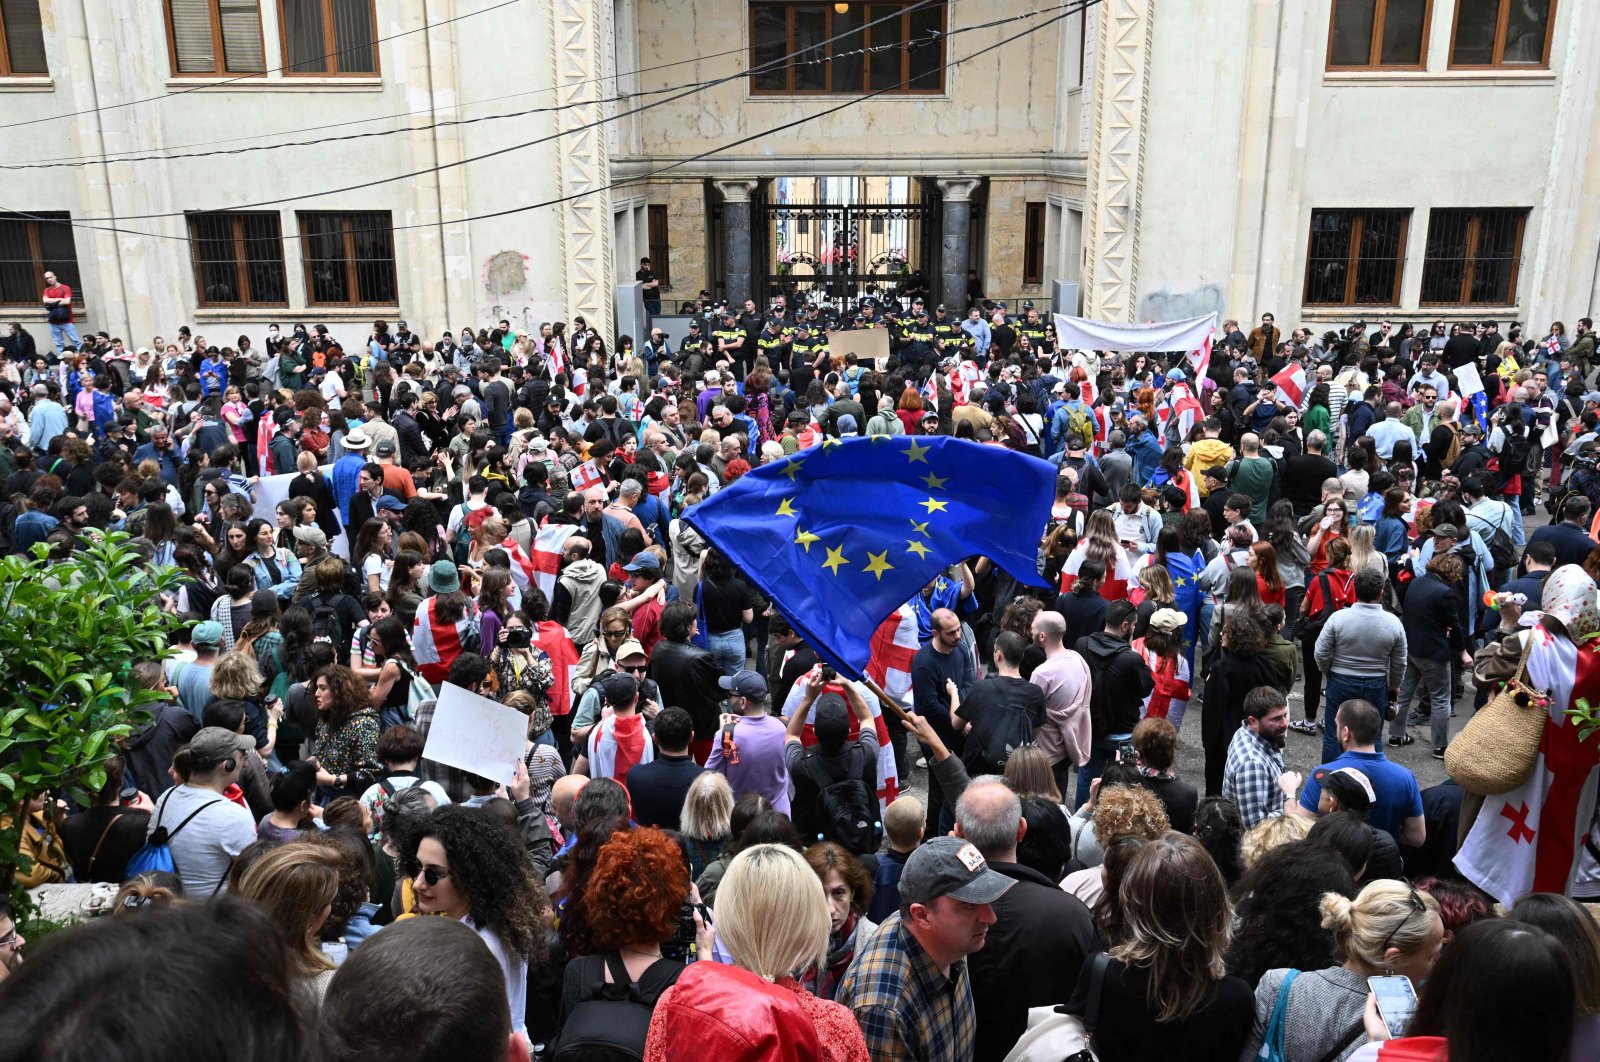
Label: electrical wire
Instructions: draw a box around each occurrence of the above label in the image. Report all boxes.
[0,0,523,132]
[1,0,1097,246]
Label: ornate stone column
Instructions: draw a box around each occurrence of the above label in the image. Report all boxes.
[715,178,760,307]
[553,0,616,337]
[936,178,982,311]
[1082,0,1154,321]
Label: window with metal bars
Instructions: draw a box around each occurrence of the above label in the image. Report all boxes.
[1023,202,1045,286]
[0,213,80,306]
[1419,209,1525,306]
[0,0,47,76]
[297,211,397,306]
[279,0,377,74]
[1450,0,1554,68]
[1326,0,1433,70]
[647,205,672,289]
[166,0,265,75]
[1303,209,1410,306]
[187,212,288,307]
[749,1,946,95]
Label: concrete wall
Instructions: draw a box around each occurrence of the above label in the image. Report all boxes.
[1,0,567,346]
[1131,0,1598,328]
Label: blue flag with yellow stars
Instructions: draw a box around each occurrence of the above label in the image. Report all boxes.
[683,435,1056,679]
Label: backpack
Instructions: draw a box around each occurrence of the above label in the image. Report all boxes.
[795,744,881,855]
[1475,504,1519,570]
[1498,425,1532,486]
[1295,572,1339,644]
[308,598,344,649]
[549,952,681,1062]
[126,790,225,878]
[401,662,436,725]
[962,696,1037,776]
[1065,406,1094,452]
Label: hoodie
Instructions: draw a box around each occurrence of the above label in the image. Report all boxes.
[555,558,606,646]
[1074,631,1154,738]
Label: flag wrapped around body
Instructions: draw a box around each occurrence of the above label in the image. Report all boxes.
[683,436,1056,679]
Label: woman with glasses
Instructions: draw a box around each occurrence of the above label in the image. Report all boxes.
[0,894,24,983]
[403,804,549,1040]
[575,605,634,696]
[1239,878,1441,1062]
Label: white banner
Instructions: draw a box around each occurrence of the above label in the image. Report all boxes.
[420,682,529,785]
[1053,312,1218,353]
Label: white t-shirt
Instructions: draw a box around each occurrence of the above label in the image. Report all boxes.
[146,784,258,896]
[362,553,392,592]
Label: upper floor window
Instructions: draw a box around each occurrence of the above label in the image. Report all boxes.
[0,0,47,76]
[1327,0,1433,70]
[280,0,378,75]
[1450,0,1554,68]
[166,0,266,76]
[187,212,289,307]
[0,213,81,307]
[749,1,946,95]
[1304,209,1410,307]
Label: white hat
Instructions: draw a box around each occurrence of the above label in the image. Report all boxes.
[343,429,372,450]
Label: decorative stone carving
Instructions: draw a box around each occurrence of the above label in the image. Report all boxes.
[1083,0,1153,322]
[553,0,616,338]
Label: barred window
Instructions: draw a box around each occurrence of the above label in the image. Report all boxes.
[297,211,397,306]
[1303,209,1409,306]
[1419,209,1526,306]
[0,213,80,306]
[187,212,288,307]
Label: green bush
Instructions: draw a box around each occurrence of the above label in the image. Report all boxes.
[0,535,181,917]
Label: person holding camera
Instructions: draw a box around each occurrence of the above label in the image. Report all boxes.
[491,611,555,711]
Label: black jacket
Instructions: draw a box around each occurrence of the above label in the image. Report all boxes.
[1400,572,1464,662]
[1074,631,1153,737]
[624,753,705,830]
[648,639,727,741]
[392,410,428,466]
[969,861,1099,1062]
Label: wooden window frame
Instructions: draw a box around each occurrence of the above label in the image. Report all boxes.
[1448,0,1556,70]
[1022,202,1045,286]
[1419,208,1526,307]
[277,0,380,77]
[187,211,289,308]
[647,204,672,289]
[0,0,47,77]
[163,0,267,77]
[1326,0,1434,71]
[296,211,398,307]
[0,212,82,307]
[747,0,947,96]
[1302,209,1410,307]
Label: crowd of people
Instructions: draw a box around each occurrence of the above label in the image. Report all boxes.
[2,293,1600,1062]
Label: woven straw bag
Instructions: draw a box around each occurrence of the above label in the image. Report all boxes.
[1445,633,1547,795]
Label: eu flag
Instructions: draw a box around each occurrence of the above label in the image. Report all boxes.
[683,436,1056,679]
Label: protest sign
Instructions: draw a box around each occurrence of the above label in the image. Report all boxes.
[420,682,528,785]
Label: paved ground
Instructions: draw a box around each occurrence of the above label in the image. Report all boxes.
[900,503,1551,810]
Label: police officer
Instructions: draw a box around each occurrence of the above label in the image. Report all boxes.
[756,318,786,370]
[931,303,960,347]
[1017,301,1048,351]
[898,308,937,368]
[714,310,747,375]
[791,322,828,394]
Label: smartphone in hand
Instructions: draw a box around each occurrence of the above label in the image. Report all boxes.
[1368,975,1417,1040]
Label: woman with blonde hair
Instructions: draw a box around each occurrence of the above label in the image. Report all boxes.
[1239,879,1443,1062]
[1346,523,1386,582]
[237,842,340,1006]
[679,771,734,880]
[1062,832,1252,1060]
[645,844,868,1062]
[1238,813,1310,869]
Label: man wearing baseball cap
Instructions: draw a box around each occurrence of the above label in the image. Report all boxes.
[837,835,1013,1060]
[706,670,790,815]
[143,727,257,896]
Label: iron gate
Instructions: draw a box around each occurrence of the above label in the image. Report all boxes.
[757,194,938,307]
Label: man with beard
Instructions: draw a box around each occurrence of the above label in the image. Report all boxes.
[1222,686,1302,829]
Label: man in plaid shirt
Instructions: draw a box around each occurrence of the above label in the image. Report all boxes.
[1222,686,1302,829]
[837,836,1014,1062]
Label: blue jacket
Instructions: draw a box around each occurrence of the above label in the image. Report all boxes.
[330,454,367,526]
[13,510,59,553]
[1128,430,1164,484]
[132,442,183,486]
[91,390,116,438]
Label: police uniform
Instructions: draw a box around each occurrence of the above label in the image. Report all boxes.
[1017,304,1048,352]
[932,305,960,346]
[714,316,746,372]
[898,313,937,367]
[756,325,786,370]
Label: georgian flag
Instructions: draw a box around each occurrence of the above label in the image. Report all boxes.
[1270,363,1309,407]
[778,604,911,814]
[1058,544,1140,601]
[527,523,579,601]
[571,459,604,493]
[921,374,940,413]
[1186,328,1214,382]
[529,619,580,717]
[256,409,275,475]
[587,712,653,782]
[1091,405,1116,452]
[571,366,588,398]
[544,341,567,380]
[1156,382,1203,445]
[1136,641,1192,722]
[1455,626,1600,906]
[412,596,479,685]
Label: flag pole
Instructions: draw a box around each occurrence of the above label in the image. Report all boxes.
[861,674,916,726]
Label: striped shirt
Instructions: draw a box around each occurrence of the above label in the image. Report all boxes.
[837,912,976,1062]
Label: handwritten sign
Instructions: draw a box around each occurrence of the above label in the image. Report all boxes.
[420,682,528,785]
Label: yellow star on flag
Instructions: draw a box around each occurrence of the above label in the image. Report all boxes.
[921,471,949,490]
[919,497,949,514]
[822,544,850,575]
[775,498,797,517]
[905,539,931,560]
[782,458,807,481]
[795,528,820,552]
[909,519,930,536]
[1173,576,1187,588]
[864,551,894,580]
[821,436,843,450]
[904,439,930,464]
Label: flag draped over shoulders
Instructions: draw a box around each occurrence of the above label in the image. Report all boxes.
[684,436,1055,679]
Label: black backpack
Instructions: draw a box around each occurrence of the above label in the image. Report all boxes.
[796,745,881,855]
[1497,425,1533,488]
[1295,572,1339,644]
[307,598,345,649]
[549,952,681,1062]
[962,698,1036,776]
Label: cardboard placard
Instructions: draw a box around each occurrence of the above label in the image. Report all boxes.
[420,683,528,785]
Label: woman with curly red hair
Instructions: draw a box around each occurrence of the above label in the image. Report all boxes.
[553,827,708,1058]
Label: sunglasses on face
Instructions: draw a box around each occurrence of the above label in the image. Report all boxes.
[603,628,630,638]
[412,864,452,887]
[624,663,648,674]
